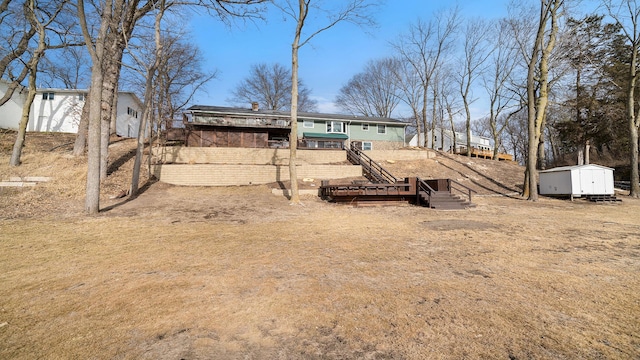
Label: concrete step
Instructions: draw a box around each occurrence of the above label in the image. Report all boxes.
[0,181,37,187]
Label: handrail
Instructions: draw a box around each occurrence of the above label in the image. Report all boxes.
[348,143,397,183]
[416,177,436,206]
[448,179,477,203]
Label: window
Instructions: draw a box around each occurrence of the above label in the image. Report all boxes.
[362,141,372,151]
[78,93,86,101]
[362,123,369,131]
[127,107,138,118]
[303,120,314,128]
[377,124,386,134]
[42,92,54,100]
[326,121,345,133]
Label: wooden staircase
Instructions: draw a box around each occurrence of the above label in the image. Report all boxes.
[416,178,476,210]
[320,144,476,209]
[345,144,396,183]
[585,194,622,203]
[419,191,474,210]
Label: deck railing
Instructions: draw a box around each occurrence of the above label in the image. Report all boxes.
[347,143,397,184]
[416,178,436,206]
[448,179,476,203]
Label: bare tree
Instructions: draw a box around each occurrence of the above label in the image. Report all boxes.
[130,0,169,197]
[38,46,91,88]
[523,0,564,200]
[391,57,424,142]
[9,0,75,166]
[79,0,266,214]
[335,57,400,118]
[482,19,521,160]
[391,7,460,149]
[0,0,37,107]
[503,108,529,163]
[458,18,492,156]
[229,62,317,111]
[605,0,640,197]
[274,0,377,204]
[437,66,462,152]
[77,0,112,214]
[155,35,218,128]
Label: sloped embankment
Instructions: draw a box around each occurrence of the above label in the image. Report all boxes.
[380,151,524,196]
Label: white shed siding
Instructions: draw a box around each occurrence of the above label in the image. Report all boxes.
[539,170,574,195]
[540,164,614,197]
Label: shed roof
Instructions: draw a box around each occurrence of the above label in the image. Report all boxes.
[187,105,407,126]
[539,164,614,173]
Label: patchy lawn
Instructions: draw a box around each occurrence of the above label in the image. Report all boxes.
[0,132,638,359]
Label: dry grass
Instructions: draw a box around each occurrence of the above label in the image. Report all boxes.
[0,133,639,359]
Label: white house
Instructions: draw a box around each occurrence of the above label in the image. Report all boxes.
[408,128,493,152]
[0,81,144,138]
[539,164,615,199]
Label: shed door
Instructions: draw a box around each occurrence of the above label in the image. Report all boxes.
[579,169,606,195]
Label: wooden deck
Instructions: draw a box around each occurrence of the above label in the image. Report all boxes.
[455,148,513,161]
[320,144,476,209]
[320,177,475,209]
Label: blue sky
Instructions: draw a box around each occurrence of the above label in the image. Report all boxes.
[187,0,597,120]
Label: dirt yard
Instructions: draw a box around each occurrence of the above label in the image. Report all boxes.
[1,132,639,359]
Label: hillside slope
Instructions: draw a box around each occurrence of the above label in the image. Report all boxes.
[381,151,524,196]
[1,132,524,219]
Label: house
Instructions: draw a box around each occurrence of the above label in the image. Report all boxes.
[0,80,144,138]
[408,127,512,161]
[184,104,408,150]
[539,164,615,199]
[409,128,492,152]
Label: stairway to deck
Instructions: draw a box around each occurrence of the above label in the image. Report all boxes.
[418,190,474,210]
[585,194,622,203]
[345,144,397,183]
[320,144,476,209]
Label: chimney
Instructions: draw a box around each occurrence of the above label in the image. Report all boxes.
[251,102,259,111]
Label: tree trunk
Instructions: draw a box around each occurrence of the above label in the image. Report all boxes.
[431,81,437,150]
[537,138,545,170]
[525,0,560,201]
[584,140,590,165]
[422,88,428,148]
[100,114,110,180]
[287,1,308,205]
[630,122,639,197]
[289,45,300,204]
[10,74,37,166]
[465,102,471,157]
[99,57,119,180]
[85,70,104,214]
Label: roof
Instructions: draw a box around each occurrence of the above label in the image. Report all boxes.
[303,132,349,139]
[540,164,614,173]
[7,83,144,107]
[187,105,407,126]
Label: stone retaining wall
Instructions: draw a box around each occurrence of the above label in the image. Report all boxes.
[152,164,362,186]
[150,146,435,187]
[153,147,346,165]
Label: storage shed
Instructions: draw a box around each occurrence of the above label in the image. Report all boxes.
[539,164,614,199]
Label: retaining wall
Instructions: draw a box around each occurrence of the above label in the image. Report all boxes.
[153,147,346,165]
[152,164,362,186]
[150,146,435,187]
